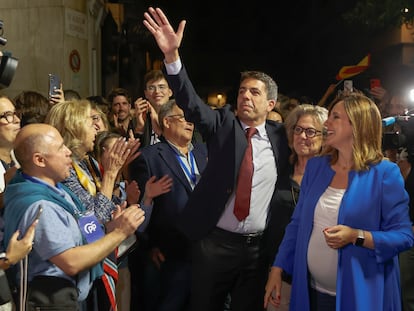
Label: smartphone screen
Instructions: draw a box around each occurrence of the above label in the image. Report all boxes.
[370,78,381,90]
[344,80,353,93]
[48,74,60,97]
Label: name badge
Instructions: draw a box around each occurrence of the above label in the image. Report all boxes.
[77,211,105,243]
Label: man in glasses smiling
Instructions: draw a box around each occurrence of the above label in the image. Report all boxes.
[131,70,174,148]
[129,99,207,311]
[127,70,175,309]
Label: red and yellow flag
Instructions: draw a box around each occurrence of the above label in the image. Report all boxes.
[336,54,370,80]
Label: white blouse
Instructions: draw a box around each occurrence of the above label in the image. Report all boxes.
[307,186,345,296]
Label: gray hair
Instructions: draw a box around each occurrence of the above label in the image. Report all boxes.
[158,99,177,131]
[284,104,328,163]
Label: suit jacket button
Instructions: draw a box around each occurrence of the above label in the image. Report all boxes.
[226,188,232,194]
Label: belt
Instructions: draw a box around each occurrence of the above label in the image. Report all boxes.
[211,227,264,245]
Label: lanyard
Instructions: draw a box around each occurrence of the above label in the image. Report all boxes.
[168,144,197,185]
[176,151,197,185]
[22,172,62,189]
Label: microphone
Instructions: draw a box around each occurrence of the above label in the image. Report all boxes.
[382,117,396,127]
[382,115,411,127]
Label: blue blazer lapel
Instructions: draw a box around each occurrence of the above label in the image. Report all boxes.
[157,143,194,192]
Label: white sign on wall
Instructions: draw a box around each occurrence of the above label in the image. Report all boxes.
[65,8,87,40]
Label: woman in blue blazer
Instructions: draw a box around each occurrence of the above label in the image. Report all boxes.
[265,94,414,311]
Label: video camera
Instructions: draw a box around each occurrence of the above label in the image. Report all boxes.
[382,114,414,158]
[0,20,18,89]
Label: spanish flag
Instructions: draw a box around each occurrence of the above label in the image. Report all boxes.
[336,54,370,80]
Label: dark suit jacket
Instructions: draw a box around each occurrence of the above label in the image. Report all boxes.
[129,139,208,260]
[135,111,154,148]
[164,65,291,242]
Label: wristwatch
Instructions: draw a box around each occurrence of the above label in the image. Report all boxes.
[0,252,10,268]
[0,252,8,260]
[354,229,365,246]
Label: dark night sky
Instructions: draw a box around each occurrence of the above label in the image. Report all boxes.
[125,0,408,103]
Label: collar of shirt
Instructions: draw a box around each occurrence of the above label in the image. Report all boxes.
[239,120,267,139]
[166,140,194,156]
[21,173,66,196]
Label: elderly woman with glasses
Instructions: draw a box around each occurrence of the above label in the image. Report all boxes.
[265,104,328,311]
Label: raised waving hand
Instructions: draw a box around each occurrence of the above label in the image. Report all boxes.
[143,7,186,63]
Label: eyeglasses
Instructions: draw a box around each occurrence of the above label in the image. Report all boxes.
[293,125,322,138]
[166,114,186,122]
[146,84,168,92]
[0,111,19,124]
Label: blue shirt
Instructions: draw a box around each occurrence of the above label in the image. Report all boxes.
[17,186,92,301]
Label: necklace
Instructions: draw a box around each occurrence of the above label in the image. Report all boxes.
[291,186,298,205]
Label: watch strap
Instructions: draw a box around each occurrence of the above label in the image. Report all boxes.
[354,229,365,246]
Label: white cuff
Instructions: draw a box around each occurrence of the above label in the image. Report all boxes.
[164,58,182,75]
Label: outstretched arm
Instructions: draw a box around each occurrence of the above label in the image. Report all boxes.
[50,205,144,276]
[143,7,186,63]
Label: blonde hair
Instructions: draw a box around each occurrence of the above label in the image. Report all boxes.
[321,94,384,171]
[45,99,92,160]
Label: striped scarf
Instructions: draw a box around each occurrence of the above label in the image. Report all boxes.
[73,159,118,311]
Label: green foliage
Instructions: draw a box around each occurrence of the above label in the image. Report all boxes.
[342,0,414,33]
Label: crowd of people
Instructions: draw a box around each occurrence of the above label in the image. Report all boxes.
[0,6,413,311]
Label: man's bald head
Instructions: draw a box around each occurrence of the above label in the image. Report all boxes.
[14,123,60,171]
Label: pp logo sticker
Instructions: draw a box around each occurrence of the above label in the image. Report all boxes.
[78,213,104,243]
[84,221,97,234]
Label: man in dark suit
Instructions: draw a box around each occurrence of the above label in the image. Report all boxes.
[143,7,290,311]
[129,99,208,311]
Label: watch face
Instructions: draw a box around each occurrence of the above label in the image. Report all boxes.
[355,237,365,246]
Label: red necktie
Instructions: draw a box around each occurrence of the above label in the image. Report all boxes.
[234,127,257,221]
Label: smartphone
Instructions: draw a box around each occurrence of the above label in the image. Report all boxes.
[48,73,60,97]
[370,78,381,90]
[34,205,43,222]
[344,80,353,93]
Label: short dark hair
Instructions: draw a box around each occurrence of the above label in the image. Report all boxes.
[144,69,168,87]
[14,91,50,125]
[240,71,278,102]
[107,88,131,105]
[63,89,81,100]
